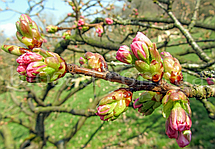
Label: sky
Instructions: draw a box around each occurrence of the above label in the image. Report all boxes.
[0,0,72,37]
[0,0,123,37]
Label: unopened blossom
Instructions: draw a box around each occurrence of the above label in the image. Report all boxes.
[46,25,59,33]
[129,33,163,82]
[16,14,44,49]
[96,88,132,121]
[105,18,113,25]
[133,91,163,116]
[130,41,149,63]
[78,19,85,26]
[79,52,108,72]
[162,90,191,118]
[1,45,31,56]
[133,32,153,47]
[176,130,192,148]
[167,103,192,132]
[16,48,67,83]
[165,102,192,148]
[161,51,183,85]
[116,45,136,64]
[96,25,103,37]
[207,78,215,85]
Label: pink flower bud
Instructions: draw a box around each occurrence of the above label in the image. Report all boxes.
[165,103,192,148]
[165,119,178,139]
[26,61,47,77]
[16,49,67,83]
[176,130,192,148]
[78,19,85,26]
[207,78,215,85]
[16,52,43,65]
[130,41,149,63]
[96,26,103,37]
[116,45,134,64]
[168,103,192,132]
[162,90,190,118]
[132,32,152,47]
[105,18,113,25]
[17,65,27,75]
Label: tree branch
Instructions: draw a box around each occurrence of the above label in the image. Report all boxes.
[33,106,96,117]
[154,0,211,62]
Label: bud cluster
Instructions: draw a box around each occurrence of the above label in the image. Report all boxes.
[116,32,183,84]
[16,14,44,49]
[116,32,164,83]
[79,52,108,72]
[96,88,132,121]
[73,17,89,31]
[16,48,67,83]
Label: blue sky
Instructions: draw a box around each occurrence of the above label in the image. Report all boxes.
[0,0,72,37]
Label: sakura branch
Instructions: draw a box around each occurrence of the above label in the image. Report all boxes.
[1,12,215,148]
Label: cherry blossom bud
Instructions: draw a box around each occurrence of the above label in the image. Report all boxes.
[133,91,163,116]
[168,103,192,132]
[96,88,132,121]
[165,119,178,139]
[207,78,215,85]
[176,130,192,148]
[62,30,71,40]
[133,32,153,47]
[162,90,190,118]
[161,51,183,85]
[135,59,164,83]
[16,14,44,49]
[79,52,108,72]
[16,52,43,65]
[105,18,113,25]
[96,25,103,37]
[165,102,192,148]
[46,25,59,33]
[130,41,149,63]
[78,19,85,26]
[16,48,67,83]
[116,45,136,64]
[1,45,30,56]
[17,65,27,75]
